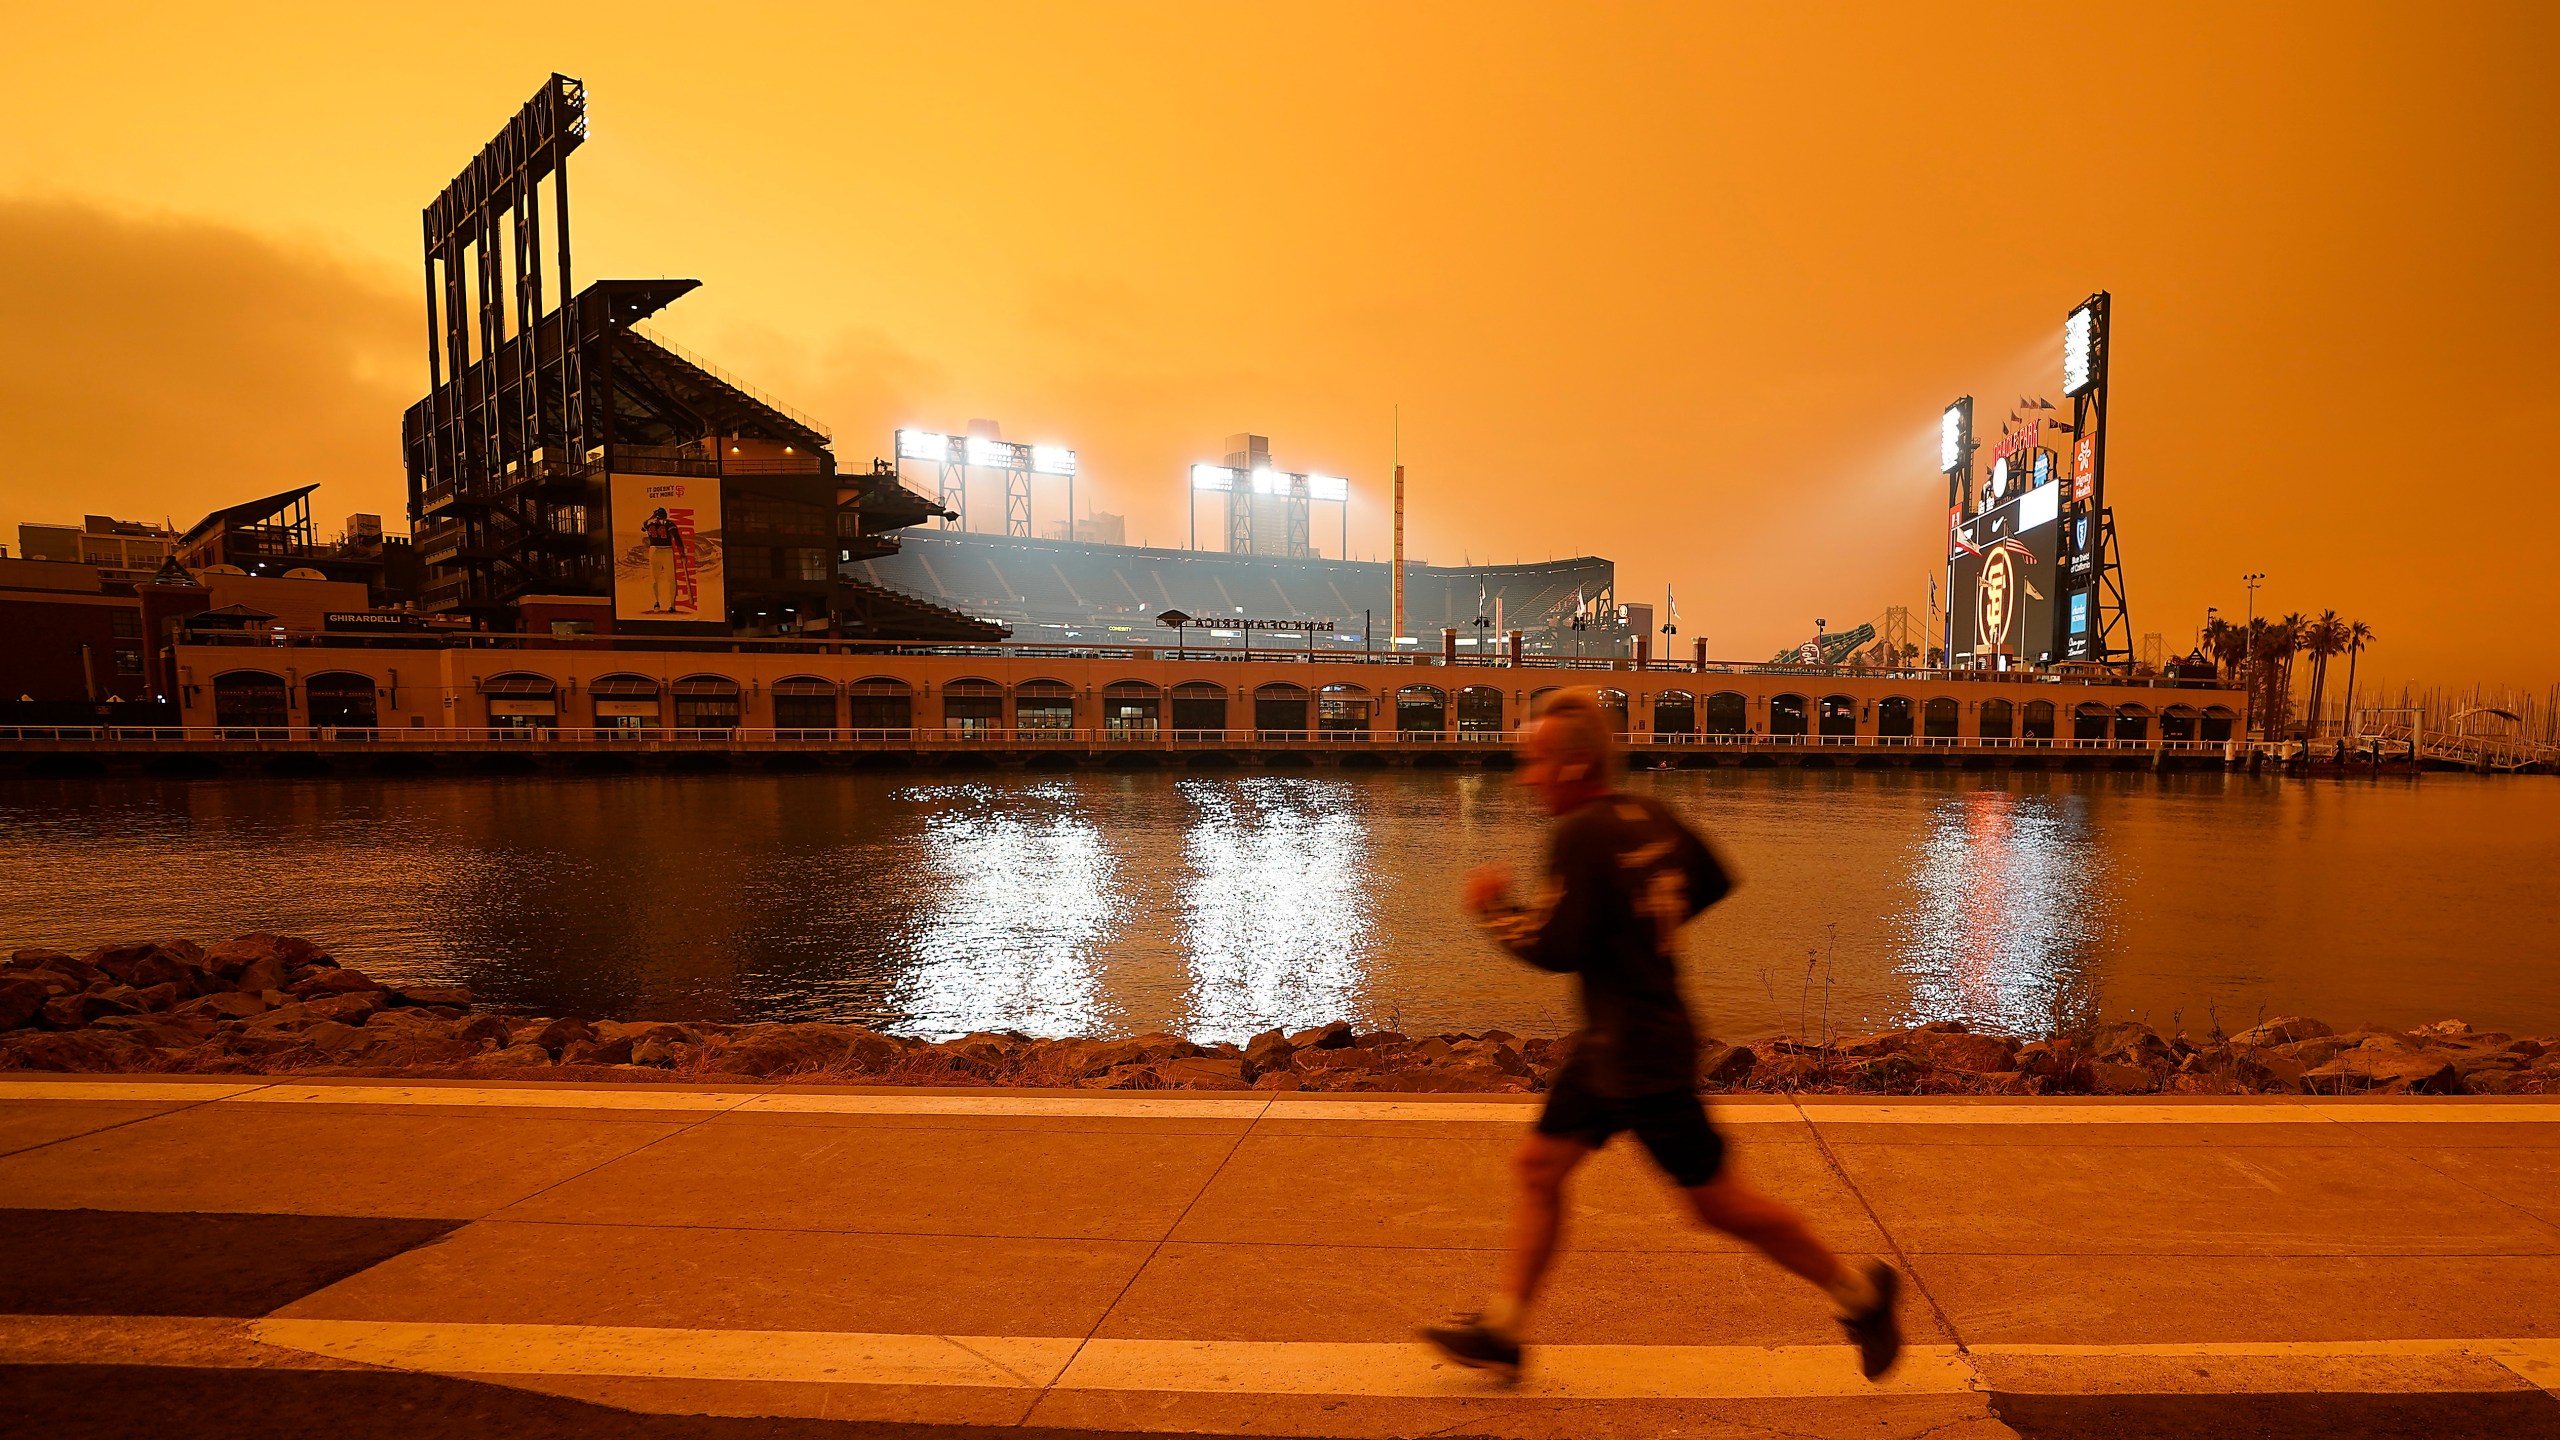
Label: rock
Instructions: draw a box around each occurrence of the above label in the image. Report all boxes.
[0,978,49,1031]
[1698,1042,1757,1085]
[1754,1053,1828,1089]
[2087,1021,2176,1068]
[289,969,382,999]
[561,1036,637,1066]
[88,1016,208,1049]
[1289,1021,1356,1050]
[1412,1038,1455,1062]
[1292,1045,1382,1074]
[534,1017,598,1056]
[1904,1030,2019,1073]
[179,992,268,1022]
[2304,1039,2462,1093]
[2085,1061,2157,1095]
[301,1020,380,1056]
[390,985,475,1007]
[453,1014,514,1051]
[630,1036,690,1067]
[720,1023,905,1078]
[0,1030,158,1072]
[1252,1070,1303,1091]
[299,992,384,1025]
[1154,1056,1250,1090]
[366,1036,485,1066]
[481,1043,553,1068]
[1101,1063,1171,1090]
[1450,1039,1530,1076]
[2014,1041,2073,1078]
[1242,1028,1296,1080]
[126,982,186,1013]
[1362,1064,1523,1093]
[43,992,138,1028]
[2230,1016,2334,1049]
[2268,1035,2351,1069]
[6,948,78,970]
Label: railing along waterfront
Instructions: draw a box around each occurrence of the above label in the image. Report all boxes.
[0,724,2240,755]
[168,627,2241,690]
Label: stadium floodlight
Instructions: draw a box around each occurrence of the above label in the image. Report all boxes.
[966,434,1004,467]
[898,428,952,463]
[1939,400,1970,475]
[1192,463,1236,490]
[1251,467,1286,496]
[2063,296,2106,396]
[1306,473,1348,502]
[1031,444,1076,476]
[1991,455,2011,499]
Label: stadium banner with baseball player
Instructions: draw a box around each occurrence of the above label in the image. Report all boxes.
[609,475,725,623]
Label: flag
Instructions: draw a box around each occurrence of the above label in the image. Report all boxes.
[1664,584,1679,634]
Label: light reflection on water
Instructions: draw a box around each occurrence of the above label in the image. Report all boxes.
[1175,778,1377,1043]
[1,770,2556,1040]
[1891,789,2108,1036]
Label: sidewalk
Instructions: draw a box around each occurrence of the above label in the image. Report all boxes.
[2,1077,2558,1439]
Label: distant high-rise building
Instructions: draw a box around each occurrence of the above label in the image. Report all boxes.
[13,515,181,583]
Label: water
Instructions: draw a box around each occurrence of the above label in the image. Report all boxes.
[3,770,2555,1043]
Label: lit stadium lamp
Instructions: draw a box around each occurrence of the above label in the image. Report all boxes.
[1191,463,1237,490]
[1939,400,1971,475]
[1031,445,1077,476]
[897,429,951,463]
[966,434,1006,467]
[1307,474,1349,502]
[1251,467,1285,496]
[2063,296,2106,397]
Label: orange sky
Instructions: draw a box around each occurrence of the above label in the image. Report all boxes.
[3,2,2553,691]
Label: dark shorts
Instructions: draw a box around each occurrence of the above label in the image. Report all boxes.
[1536,1069,1726,1187]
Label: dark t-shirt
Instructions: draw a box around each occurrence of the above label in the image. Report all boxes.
[1479,792,1733,1097]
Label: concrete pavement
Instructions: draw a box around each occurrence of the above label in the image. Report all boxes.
[2,1076,2558,1438]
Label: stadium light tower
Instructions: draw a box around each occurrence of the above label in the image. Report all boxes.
[1188,459,1349,557]
[895,426,1076,537]
[2055,292,2126,666]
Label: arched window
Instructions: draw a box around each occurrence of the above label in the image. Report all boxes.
[2021,699,2057,741]
[1456,685,1505,736]
[592,673,660,734]
[943,678,1004,735]
[1595,689,1630,736]
[1652,690,1698,739]
[2200,705,2236,744]
[847,677,913,735]
[484,672,558,732]
[773,676,837,736]
[2073,702,2112,742]
[1103,681,1161,739]
[1770,693,1809,738]
[213,671,288,735]
[306,672,377,731]
[1396,684,1447,737]
[1818,694,1857,741]
[1978,697,2014,739]
[1318,683,1372,735]
[2161,705,2198,743]
[672,675,741,732]
[1923,697,1960,740]
[1170,681,1226,737]
[1706,691,1748,736]
[1876,696,1915,739]
[1013,679,1076,733]
[1254,682,1310,737]
[2114,704,2151,744]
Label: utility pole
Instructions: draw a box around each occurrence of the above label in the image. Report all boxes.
[1390,407,1405,652]
[2241,573,2267,739]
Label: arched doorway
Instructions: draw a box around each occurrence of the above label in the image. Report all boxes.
[213,671,288,736]
[672,675,741,733]
[773,677,837,737]
[2114,704,2151,744]
[1923,697,1959,741]
[1978,697,2014,740]
[1818,694,1857,742]
[1652,690,1697,740]
[2160,705,2198,743]
[2021,699,2057,741]
[1396,684,1447,737]
[2073,703,2111,742]
[1318,684,1373,736]
[306,672,377,732]
[2200,705,2236,744]
[1456,685,1505,736]
[592,674,660,735]
[1706,692,1748,737]
[1595,689,1630,736]
[1876,696,1915,739]
[942,678,1003,736]
[1103,681,1161,739]
[1255,683,1310,737]
[484,672,558,734]
[1171,682,1227,737]
[1770,693,1809,738]
[1013,679,1076,734]
[847,677,913,736]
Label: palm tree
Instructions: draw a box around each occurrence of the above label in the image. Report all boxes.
[2340,619,2376,737]
[2303,610,2348,736]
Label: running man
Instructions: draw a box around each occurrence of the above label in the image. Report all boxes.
[1423,688,1904,1382]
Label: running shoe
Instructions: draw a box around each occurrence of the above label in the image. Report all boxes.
[1840,1261,1904,1379]
[1420,1312,1522,1382]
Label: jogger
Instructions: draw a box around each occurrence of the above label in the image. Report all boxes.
[1422,687,1905,1381]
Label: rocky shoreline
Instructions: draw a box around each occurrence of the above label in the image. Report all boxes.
[4,934,2554,1097]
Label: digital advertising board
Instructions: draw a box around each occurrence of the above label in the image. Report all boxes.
[1951,464,2062,665]
[609,474,725,623]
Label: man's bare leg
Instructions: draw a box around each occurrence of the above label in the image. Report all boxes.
[1494,1132,1594,1323]
[1686,1170,1903,1378]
